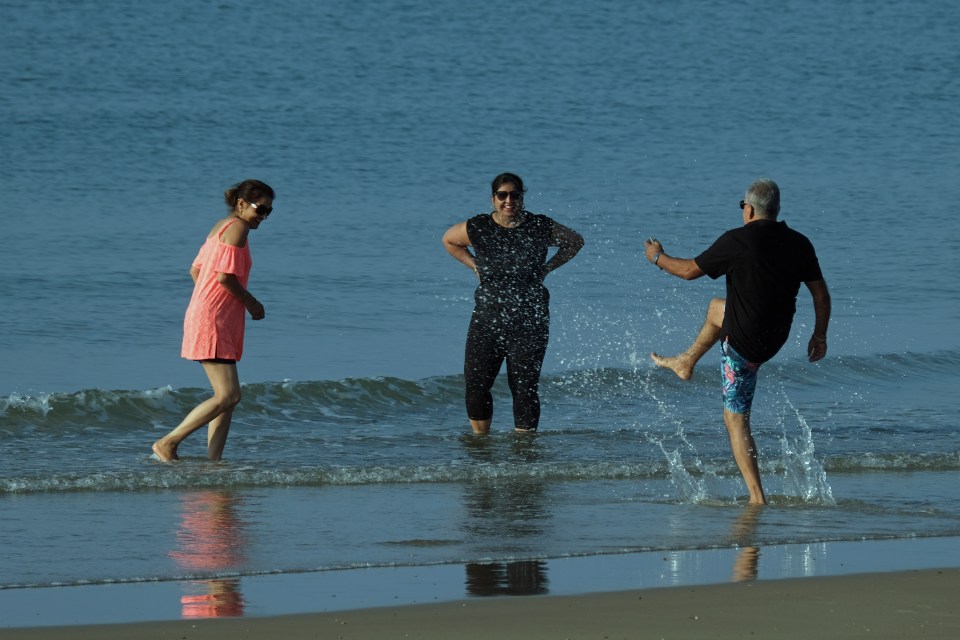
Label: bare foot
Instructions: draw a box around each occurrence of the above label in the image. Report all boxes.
[651,352,695,381]
[152,439,179,462]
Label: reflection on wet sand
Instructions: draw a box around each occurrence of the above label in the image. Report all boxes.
[466,560,549,596]
[461,433,551,596]
[169,491,248,618]
[728,504,763,582]
[179,579,244,618]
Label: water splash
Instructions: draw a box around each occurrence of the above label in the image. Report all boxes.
[656,439,707,503]
[776,391,836,505]
[638,369,712,503]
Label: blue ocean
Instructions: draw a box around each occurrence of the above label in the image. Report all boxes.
[2,0,959,627]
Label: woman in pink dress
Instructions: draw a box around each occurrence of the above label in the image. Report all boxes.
[152,179,275,462]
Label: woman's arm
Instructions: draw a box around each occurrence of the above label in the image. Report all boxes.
[543,222,584,275]
[217,272,265,320]
[442,221,479,277]
[215,221,264,319]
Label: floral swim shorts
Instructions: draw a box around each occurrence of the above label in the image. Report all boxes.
[720,340,761,414]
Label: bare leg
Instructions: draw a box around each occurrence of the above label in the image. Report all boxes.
[652,298,726,381]
[723,408,767,505]
[152,362,242,462]
[470,418,492,435]
[206,411,233,461]
[205,362,240,460]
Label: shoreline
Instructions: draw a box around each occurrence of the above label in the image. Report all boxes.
[2,568,957,639]
[2,536,959,636]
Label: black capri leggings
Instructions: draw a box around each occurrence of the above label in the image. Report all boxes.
[464,309,549,430]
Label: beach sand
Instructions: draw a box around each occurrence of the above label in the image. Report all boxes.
[2,568,957,639]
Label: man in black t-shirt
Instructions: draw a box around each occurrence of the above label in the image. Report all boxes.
[643,178,831,505]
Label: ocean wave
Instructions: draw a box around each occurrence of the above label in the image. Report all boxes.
[825,452,960,473]
[0,460,662,494]
[0,375,466,433]
[3,451,958,495]
[3,349,957,433]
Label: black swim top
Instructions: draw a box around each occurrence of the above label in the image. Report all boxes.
[466,212,554,314]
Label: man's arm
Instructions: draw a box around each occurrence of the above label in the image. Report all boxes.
[805,279,831,362]
[644,239,705,280]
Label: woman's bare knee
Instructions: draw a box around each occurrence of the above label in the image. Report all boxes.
[213,389,241,411]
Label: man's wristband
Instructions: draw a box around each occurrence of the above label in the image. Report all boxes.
[652,252,661,266]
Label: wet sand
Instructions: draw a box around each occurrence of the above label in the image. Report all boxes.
[1,568,957,639]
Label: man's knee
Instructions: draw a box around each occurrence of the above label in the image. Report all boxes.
[707,298,726,324]
[724,406,747,417]
[723,408,750,430]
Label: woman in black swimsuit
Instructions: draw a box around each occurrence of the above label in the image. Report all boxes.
[442,173,584,434]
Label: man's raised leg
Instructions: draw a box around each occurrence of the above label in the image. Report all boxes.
[652,297,726,380]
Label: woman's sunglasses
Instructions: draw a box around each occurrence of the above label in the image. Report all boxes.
[248,200,273,217]
[494,190,523,202]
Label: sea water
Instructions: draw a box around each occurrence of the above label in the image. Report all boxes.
[2,0,960,624]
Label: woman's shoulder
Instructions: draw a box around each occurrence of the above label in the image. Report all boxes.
[211,216,249,247]
[525,212,556,229]
[466,212,493,230]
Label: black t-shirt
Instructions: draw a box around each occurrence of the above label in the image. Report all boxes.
[695,219,824,363]
[466,212,553,318]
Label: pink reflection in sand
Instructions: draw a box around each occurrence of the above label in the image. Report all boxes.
[169,491,248,618]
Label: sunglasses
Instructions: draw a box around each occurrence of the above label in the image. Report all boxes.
[248,200,272,217]
[494,190,523,202]
[739,200,747,209]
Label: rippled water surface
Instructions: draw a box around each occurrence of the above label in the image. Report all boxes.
[2,0,959,601]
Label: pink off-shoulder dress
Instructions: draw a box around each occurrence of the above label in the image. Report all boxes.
[181,219,252,361]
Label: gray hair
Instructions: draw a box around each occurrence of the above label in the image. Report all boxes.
[744,178,780,218]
